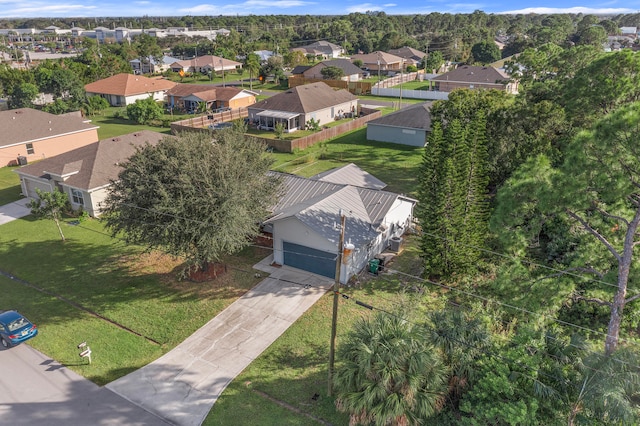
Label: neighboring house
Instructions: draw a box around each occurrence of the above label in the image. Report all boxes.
[15,130,167,217]
[169,55,242,74]
[299,59,364,81]
[620,27,638,38]
[366,102,432,147]
[0,108,99,167]
[350,51,405,75]
[264,165,416,283]
[130,55,181,74]
[84,73,177,106]
[388,47,428,67]
[430,65,518,94]
[165,84,256,112]
[247,82,358,132]
[254,50,275,62]
[292,41,344,59]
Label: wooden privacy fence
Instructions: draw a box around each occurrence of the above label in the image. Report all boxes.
[169,106,382,153]
[171,107,249,133]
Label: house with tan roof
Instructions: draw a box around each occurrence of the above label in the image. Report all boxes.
[431,65,518,94]
[247,82,358,132]
[0,108,99,167]
[165,84,256,113]
[84,73,177,107]
[169,55,242,74]
[350,51,405,75]
[15,130,167,217]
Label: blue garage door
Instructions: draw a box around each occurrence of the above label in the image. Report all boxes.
[283,241,336,278]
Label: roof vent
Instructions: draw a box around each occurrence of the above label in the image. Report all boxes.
[112,137,120,142]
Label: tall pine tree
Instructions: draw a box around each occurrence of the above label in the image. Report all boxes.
[417,113,489,279]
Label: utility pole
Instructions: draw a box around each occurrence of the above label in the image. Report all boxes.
[328,211,346,397]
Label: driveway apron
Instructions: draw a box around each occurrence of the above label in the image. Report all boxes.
[0,198,31,225]
[107,259,334,426]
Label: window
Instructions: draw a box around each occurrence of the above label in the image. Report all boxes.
[71,189,84,206]
[26,143,34,155]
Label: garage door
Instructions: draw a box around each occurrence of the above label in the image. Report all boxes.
[23,178,52,199]
[283,241,336,279]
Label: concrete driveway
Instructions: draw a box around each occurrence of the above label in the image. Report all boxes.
[0,344,170,426]
[107,257,334,426]
[0,198,31,225]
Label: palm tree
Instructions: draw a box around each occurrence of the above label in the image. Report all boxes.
[333,312,446,426]
[244,53,260,91]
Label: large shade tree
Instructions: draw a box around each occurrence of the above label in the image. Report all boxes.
[102,129,282,277]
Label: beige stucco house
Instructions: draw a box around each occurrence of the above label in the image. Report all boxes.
[247,82,358,132]
[0,108,99,167]
[15,130,166,217]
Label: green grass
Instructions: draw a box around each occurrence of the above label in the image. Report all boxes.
[0,165,21,205]
[88,108,176,140]
[0,216,270,385]
[271,128,423,196]
[205,235,430,425]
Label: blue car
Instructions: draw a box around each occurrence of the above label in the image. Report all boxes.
[0,310,38,348]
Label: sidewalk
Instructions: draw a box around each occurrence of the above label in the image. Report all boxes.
[0,198,31,225]
[107,256,334,426]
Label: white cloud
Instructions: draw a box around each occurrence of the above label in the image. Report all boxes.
[345,3,383,12]
[499,6,635,14]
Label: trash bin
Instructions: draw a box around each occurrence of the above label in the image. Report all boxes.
[368,259,380,275]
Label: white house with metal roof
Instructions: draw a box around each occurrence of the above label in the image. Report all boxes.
[264,165,415,283]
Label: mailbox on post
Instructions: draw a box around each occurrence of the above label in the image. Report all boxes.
[78,341,92,364]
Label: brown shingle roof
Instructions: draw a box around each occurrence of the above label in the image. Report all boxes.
[0,108,99,148]
[167,84,244,102]
[84,73,176,96]
[388,47,428,61]
[16,130,168,191]
[170,55,242,70]
[250,82,356,114]
[431,65,509,84]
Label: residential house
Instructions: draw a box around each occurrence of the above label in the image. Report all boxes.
[130,55,181,74]
[388,47,428,67]
[430,65,518,94]
[84,73,177,106]
[0,108,99,167]
[292,41,344,59]
[350,51,405,75]
[15,130,167,217]
[264,165,416,283]
[620,27,638,38]
[169,55,242,75]
[366,102,431,147]
[165,84,256,113]
[247,82,358,132]
[298,59,364,81]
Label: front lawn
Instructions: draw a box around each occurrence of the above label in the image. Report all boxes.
[0,165,21,205]
[206,236,431,425]
[0,216,269,385]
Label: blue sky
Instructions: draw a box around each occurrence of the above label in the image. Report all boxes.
[0,0,639,19]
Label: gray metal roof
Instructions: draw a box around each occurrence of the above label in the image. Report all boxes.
[311,163,386,190]
[266,172,413,246]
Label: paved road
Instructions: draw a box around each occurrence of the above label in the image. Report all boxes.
[0,344,170,426]
[107,257,334,426]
